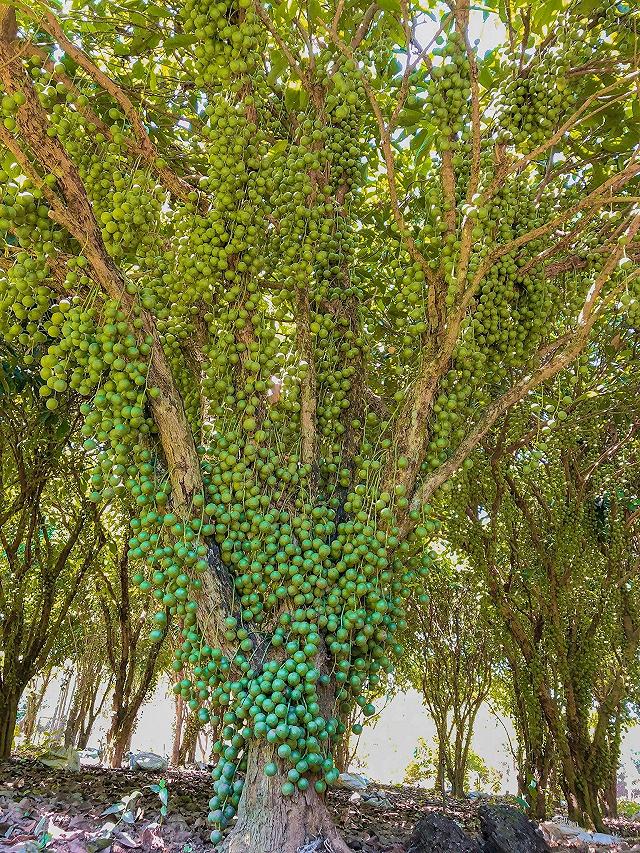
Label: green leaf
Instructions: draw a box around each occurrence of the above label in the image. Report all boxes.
[131,60,146,81]
[284,85,300,111]
[397,109,423,127]
[145,4,170,17]
[101,803,125,816]
[164,35,198,50]
[307,0,324,23]
[87,838,113,853]
[377,0,401,11]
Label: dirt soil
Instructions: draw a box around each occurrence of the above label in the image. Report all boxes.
[1,759,639,852]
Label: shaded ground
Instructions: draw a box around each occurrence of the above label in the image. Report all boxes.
[1,760,640,852]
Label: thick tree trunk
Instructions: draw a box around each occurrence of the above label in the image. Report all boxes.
[517,743,551,820]
[601,772,618,818]
[221,739,350,853]
[449,728,468,797]
[561,769,605,833]
[451,764,465,798]
[0,690,19,759]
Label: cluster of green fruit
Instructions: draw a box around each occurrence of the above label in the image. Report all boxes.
[423,32,471,147]
[121,422,434,839]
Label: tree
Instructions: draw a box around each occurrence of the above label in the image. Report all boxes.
[1,0,638,849]
[404,736,501,795]
[0,348,105,758]
[97,524,169,768]
[20,665,54,742]
[397,558,493,797]
[171,689,209,766]
[444,361,640,829]
[63,629,113,750]
[404,736,438,786]
[490,645,555,819]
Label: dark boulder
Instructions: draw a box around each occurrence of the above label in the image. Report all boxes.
[478,804,551,853]
[406,813,483,853]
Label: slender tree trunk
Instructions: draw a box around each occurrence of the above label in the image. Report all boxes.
[64,686,83,748]
[334,726,351,774]
[435,737,446,797]
[77,726,91,751]
[221,739,350,853]
[177,712,200,766]
[0,689,19,759]
[64,671,108,750]
[22,670,53,742]
[104,711,136,768]
[171,693,187,767]
[50,669,73,735]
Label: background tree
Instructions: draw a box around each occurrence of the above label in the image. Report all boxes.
[404,737,438,787]
[397,558,493,797]
[63,628,113,750]
[97,523,169,768]
[489,648,555,819]
[0,347,105,758]
[404,736,501,795]
[19,665,54,742]
[444,356,640,829]
[1,0,638,849]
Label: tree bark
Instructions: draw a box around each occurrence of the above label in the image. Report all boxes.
[64,668,109,750]
[104,711,136,768]
[177,712,200,766]
[221,739,351,853]
[171,693,187,767]
[21,670,52,742]
[0,690,19,760]
[601,772,618,819]
[436,737,447,797]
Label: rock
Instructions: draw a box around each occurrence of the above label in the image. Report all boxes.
[79,748,101,766]
[478,804,550,853]
[361,792,393,809]
[406,813,483,853]
[128,752,168,771]
[337,772,369,791]
[541,818,583,839]
[591,832,623,846]
[38,746,80,771]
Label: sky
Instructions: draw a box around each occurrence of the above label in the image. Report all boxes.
[415,6,507,56]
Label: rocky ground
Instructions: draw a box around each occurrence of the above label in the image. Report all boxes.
[1,759,640,853]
